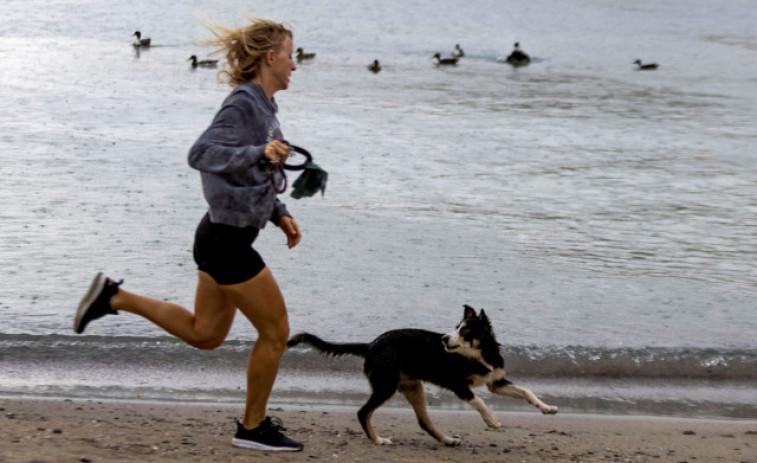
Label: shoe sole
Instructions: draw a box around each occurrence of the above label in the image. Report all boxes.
[231,438,303,452]
[74,272,106,334]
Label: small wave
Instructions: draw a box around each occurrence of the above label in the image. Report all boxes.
[2,334,755,381]
[501,345,757,381]
[2,333,756,419]
[286,343,757,381]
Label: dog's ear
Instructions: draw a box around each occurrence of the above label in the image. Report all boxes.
[478,309,493,332]
[463,304,476,320]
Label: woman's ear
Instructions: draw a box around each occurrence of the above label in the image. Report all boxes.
[265,49,275,65]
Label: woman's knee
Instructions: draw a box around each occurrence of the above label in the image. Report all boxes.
[188,323,231,350]
[272,318,291,350]
[260,318,290,353]
[192,336,225,350]
[188,331,226,350]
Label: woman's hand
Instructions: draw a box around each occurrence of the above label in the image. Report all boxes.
[278,215,301,249]
[264,140,290,165]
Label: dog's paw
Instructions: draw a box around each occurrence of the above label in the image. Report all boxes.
[485,418,502,429]
[541,405,559,415]
[374,437,393,445]
[442,436,461,447]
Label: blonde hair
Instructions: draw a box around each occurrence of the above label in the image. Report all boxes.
[206,17,292,86]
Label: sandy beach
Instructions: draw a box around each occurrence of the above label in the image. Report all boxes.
[1,398,755,463]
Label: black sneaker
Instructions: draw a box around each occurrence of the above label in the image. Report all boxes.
[231,417,303,452]
[74,272,122,334]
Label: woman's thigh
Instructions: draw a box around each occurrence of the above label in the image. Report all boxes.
[220,267,289,341]
[193,271,238,345]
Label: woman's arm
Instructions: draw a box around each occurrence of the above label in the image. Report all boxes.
[188,105,266,174]
[277,215,301,249]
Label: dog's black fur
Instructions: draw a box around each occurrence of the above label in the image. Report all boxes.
[287,305,558,446]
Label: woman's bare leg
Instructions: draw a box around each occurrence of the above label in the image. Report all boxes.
[110,271,237,349]
[219,266,290,429]
[108,266,288,429]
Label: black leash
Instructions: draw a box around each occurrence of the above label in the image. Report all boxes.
[283,145,312,171]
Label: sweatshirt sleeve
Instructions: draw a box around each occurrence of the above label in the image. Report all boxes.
[187,104,266,174]
[270,197,292,225]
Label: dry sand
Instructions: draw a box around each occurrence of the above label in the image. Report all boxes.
[1,398,755,463]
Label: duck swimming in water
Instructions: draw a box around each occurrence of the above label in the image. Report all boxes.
[634,59,659,70]
[452,43,465,58]
[132,31,151,48]
[296,48,316,62]
[188,55,219,69]
[367,59,382,73]
[505,42,530,67]
[433,53,459,65]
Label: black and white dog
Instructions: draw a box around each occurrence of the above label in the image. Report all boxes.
[287,305,558,446]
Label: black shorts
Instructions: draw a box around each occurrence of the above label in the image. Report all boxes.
[193,213,266,285]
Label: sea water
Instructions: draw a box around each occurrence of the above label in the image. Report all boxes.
[0,0,755,419]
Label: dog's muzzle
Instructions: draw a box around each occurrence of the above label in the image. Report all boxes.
[441,334,459,352]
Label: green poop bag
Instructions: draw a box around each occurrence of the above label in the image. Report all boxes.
[286,145,328,199]
[291,161,328,198]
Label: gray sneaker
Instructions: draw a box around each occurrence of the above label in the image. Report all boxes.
[74,272,121,334]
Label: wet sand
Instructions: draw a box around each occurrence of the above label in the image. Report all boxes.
[2,398,756,463]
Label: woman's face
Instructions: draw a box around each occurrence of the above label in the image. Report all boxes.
[270,35,296,93]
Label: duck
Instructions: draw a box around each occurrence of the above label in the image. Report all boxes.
[132,31,151,48]
[505,42,530,67]
[634,59,659,70]
[432,53,459,66]
[452,43,465,58]
[188,55,219,69]
[296,47,316,62]
[367,59,382,73]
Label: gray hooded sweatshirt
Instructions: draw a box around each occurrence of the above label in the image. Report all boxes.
[188,83,290,229]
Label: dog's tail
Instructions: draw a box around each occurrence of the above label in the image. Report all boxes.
[287,332,368,358]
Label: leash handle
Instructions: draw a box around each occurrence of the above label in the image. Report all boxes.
[257,143,312,170]
[257,142,313,194]
[282,144,312,171]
